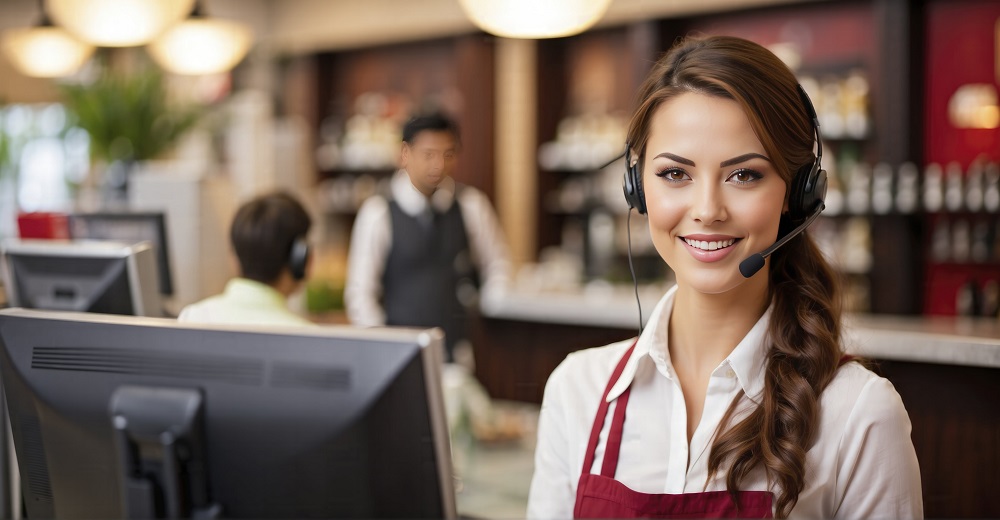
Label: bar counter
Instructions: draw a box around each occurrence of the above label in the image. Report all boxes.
[472,284,1000,519]
[480,284,1000,369]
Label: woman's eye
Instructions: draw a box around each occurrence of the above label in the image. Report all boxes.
[728,169,763,185]
[655,168,689,182]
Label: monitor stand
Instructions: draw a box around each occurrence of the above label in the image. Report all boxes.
[110,386,221,519]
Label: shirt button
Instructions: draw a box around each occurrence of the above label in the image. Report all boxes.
[726,369,736,378]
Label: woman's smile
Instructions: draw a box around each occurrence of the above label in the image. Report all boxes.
[679,234,742,262]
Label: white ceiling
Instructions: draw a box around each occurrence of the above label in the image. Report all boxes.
[1,0,816,54]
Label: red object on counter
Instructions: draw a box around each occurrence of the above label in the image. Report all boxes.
[16,212,70,240]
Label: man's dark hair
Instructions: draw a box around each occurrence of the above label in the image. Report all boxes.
[401,112,461,144]
[230,192,311,284]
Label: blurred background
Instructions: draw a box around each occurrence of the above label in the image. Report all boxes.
[2,0,998,320]
[1,1,999,517]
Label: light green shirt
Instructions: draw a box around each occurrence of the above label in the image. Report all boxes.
[177,278,314,327]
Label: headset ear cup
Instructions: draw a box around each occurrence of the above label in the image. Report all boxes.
[811,168,828,213]
[633,164,646,215]
[622,148,647,215]
[289,238,310,281]
[788,160,827,222]
[788,162,811,221]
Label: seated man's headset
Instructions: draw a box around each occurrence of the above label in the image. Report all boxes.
[288,237,310,281]
[622,84,828,279]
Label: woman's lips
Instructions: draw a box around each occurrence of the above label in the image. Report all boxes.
[679,236,740,262]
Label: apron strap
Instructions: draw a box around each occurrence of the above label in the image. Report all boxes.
[600,386,631,477]
[581,339,637,476]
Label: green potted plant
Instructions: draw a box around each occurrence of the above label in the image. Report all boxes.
[59,66,202,205]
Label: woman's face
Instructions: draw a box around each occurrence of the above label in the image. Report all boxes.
[642,91,787,296]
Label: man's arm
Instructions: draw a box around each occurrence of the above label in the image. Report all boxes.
[457,188,511,306]
[344,196,391,327]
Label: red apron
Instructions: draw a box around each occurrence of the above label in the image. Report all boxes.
[573,341,774,518]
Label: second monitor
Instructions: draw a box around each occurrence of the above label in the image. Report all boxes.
[0,238,162,317]
[68,211,174,297]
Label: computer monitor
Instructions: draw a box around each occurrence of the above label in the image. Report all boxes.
[0,239,162,317]
[68,212,174,296]
[0,309,456,519]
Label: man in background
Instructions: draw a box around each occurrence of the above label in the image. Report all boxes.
[179,191,314,327]
[345,112,510,364]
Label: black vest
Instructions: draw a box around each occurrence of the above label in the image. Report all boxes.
[382,192,476,362]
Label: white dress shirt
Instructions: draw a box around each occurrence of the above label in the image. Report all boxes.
[527,285,923,519]
[344,170,511,327]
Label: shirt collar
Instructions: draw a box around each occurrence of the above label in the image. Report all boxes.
[606,284,772,404]
[224,278,287,307]
[391,169,456,216]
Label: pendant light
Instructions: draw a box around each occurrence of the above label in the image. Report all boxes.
[0,0,94,78]
[458,0,613,39]
[46,0,195,47]
[146,0,253,76]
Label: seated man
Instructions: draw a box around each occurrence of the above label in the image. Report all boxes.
[179,191,314,327]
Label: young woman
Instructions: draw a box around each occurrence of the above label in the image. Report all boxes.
[527,35,923,519]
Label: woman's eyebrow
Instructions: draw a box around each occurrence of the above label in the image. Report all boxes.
[653,152,695,166]
[720,153,770,167]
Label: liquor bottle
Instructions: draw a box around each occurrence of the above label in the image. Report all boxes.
[944,161,964,212]
[871,162,893,214]
[923,163,944,213]
[895,162,920,214]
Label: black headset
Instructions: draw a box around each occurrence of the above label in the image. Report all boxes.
[623,84,827,224]
[288,237,310,281]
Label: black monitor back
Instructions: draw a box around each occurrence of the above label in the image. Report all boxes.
[0,309,455,519]
[0,239,162,317]
[68,212,174,296]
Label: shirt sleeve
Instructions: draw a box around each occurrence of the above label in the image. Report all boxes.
[456,188,511,307]
[344,196,390,327]
[176,304,197,322]
[834,376,924,519]
[527,360,577,519]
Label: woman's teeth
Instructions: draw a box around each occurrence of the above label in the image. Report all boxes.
[683,238,735,251]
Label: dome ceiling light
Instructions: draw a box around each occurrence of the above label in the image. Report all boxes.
[46,0,195,47]
[147,0,253,75]
[1,0,94,78]
[459,0,613,39]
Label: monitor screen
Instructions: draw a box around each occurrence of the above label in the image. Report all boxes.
[0,239,162,317]
[68,212,174,296]
[0,309,456,519]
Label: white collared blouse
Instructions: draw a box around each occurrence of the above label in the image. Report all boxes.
[527,285,923,519]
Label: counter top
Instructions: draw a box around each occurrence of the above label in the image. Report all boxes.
[481,285,1000,369]
[480,283,664,331]
[843,314,1000,369]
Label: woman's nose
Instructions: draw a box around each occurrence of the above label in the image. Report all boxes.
[691,183,727,223]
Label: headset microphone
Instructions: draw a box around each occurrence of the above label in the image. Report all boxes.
[738,203,825,278]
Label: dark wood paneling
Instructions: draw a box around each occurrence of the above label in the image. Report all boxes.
[470,315,635,403]
[453,34,496,200]
[313,36,495,196]
[874,360,1000,518]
